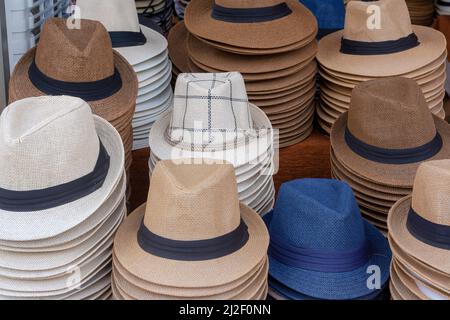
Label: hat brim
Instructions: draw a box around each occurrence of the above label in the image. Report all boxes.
[148,103,273,167]
[388,196,450,275]
[268,218,391,300]
[8,49,137,125]
[187,31,318,74]
[317,26,446,77]
[330,113,450,187]
[168,22,189,73]
[184,0,317,50]
[0,116,125,242]
[115,26,168,66]
[113,203,269,288]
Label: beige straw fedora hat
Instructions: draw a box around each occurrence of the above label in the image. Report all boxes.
[184,0,317,50]
[331,77,450,188]
[8,19,137,125]
[112,160,269,290]
[76,0,167,66]
[0,96,125,242]
[149,72,273,167]
[388,160,450,276]
[317,0,446,77]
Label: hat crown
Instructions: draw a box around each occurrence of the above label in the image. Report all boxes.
[76,0,140,32]
[270,179,367,251]
[347,77,436,149]
[343,0,413,42]
[0,96,100,191]
[215,0,286,9]
[170,72,252,145]
[35,18,115,83]
[143,160,242,241]
[412,160,450,227]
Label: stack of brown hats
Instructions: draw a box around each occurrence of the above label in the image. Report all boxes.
[406,0,435,25]
[330,77,450,234]
[8,18,137,197]
[111,160,269,300]
[388,160,450,300]
[169,0,319,147]
[317,0,446,134]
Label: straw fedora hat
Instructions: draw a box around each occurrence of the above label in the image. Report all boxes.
[0,96,124,242]
[8,18,137,126]
[112,160,269,290]
[388,160,450,276]
[149,72,273,167]
[264,179,391,300]
[317,0,446,77]
[76,0,168,66]
[184,0,317,50]
[331,77,450,188]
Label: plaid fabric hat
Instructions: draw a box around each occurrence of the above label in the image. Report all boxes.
[167,73,254,150]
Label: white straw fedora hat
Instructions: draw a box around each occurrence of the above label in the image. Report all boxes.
[113,160,269,290]
[77,0,168,66]
[0,96,124,242]
[149,72,273,167]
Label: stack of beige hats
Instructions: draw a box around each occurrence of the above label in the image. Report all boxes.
[0,96,126,299]
[111,160,269,300]
[406,0,435,25]
[330,77,450,234]
[149,72,276,216]
[388,160,450,300]
[77,0,173,151]
[169,0,319,147]
[317,0,446,134]
[8,18,137,196]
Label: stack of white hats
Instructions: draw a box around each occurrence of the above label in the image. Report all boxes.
[77,0,173,150]
[148,72,276,216]
[0,96,126,299]
[436,0,450,15]
[135,0,174,34]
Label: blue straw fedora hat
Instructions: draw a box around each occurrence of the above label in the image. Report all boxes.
[299,0,345,39]
[264,178,391,300]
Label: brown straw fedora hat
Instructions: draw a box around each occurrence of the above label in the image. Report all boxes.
[331,77,450,188]
[113,160,269,289]
[8,18,138,125]
[388,160,450,276]
[184,0,317,50]
[317,0,446,77]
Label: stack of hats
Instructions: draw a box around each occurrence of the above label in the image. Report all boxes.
[433,16,450,103]
[264,179,392,300]
[170,0,319,147]
[77,0,173,151]
[135,0,174,34]
[149,72,276,216]
[174,0,190,19]
[111,160,269,300]
[330,77,450,234]
[8,18,137,196]
[388,160,450,300]
[317,0,446,134]
[436,0,450,15]
[0,96,126,300]
[406,0,435,25]
[299,0,345,39]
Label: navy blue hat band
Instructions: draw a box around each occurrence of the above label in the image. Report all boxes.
[28,59,123,102]
[109,30,147,48]
[437,0,450,6]
[407,208,450,250]
[211,2,292,23]
[0,140,110,212]
[340,33,420,55]
[344,127,443,164]
[269,232,371,272]
[137,219,250,261]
